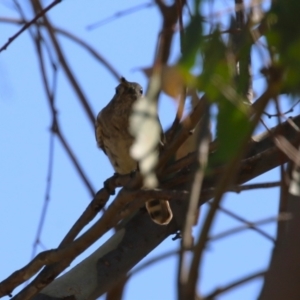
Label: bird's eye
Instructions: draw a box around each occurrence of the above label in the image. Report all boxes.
[140,88,143,94]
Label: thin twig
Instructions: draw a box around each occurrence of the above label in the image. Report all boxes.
[176,0,184,54]
[87,2,154,30]
[0,0,62,52]
[263,99,300,118]
[167,87,187,143]
[31,1,96,127]
[29,21,59,260]
[159,94,207,172]
[129,248,185,277]
[275,135,300,166]
[273,97,290,241]
[0,17,120,80]
[229,181,281,192]
[178,100,210,299]
[204,270,266,299]
[10,0,56,262]
[56,127,96,197]
[34,24,96,197]
[218,206,277,242]
[184,79,278,299]
[210,213,291,242]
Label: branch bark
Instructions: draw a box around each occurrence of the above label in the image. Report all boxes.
[3,114,297,300]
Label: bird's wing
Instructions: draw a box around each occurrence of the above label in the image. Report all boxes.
[95,114,107,155]
[159,118,166,151]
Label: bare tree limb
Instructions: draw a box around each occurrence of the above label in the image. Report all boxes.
[0,0,61,52]
[30,0,95,127]
[204,270,266,299]
[0,113,297,299]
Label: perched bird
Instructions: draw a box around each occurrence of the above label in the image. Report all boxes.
[95,77,173,225]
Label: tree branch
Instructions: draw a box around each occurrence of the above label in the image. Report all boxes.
[1,114,298,299]
[0,0,62,52]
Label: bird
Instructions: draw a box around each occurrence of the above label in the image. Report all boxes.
[95,77,173,225]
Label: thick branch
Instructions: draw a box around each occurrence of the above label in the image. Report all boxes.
[8,114,298,300]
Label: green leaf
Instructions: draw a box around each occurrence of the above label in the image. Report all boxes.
[180,13,204,70]
[213,97,251,164]
[265,0,300,94]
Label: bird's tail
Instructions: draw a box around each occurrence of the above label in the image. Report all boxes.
[145,199,173,225]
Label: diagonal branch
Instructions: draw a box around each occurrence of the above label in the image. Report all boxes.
[30,0,96,127]
[1,113,298,299]
[0,0,62,52]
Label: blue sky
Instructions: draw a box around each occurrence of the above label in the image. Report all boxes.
[0,0,293,299]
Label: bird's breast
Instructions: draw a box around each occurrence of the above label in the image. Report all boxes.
[101,117,137,174]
